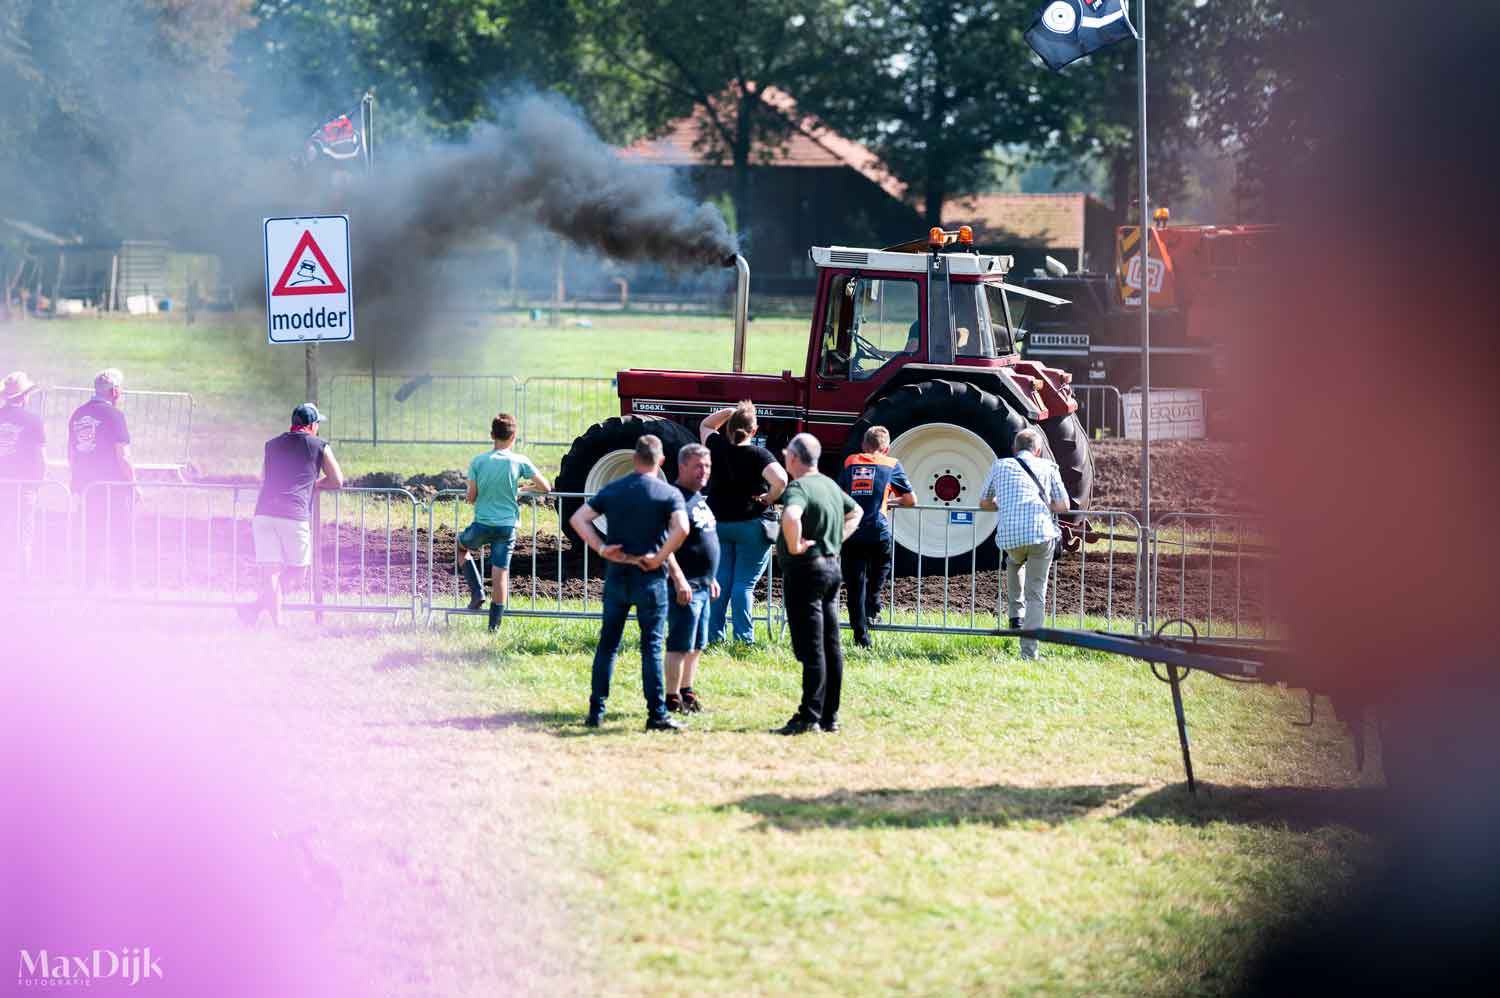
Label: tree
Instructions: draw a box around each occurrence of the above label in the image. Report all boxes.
[573,0,842,239]
[801,1,1067,227]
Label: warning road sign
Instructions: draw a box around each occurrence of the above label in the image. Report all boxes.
[264,215,354,344]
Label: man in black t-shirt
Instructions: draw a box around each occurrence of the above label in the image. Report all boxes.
[569,435,690,732]
[664,443,720,713]
[0,371,46,579]
[67,369,135,587]
[247,402,345,626]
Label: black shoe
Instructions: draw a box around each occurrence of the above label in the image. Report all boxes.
[585,702,605,728]
[488,602,505,631]
[854,634,873,649]
[645,715,685,733]
[774,716,821,736]
[466,595,485,611]
[665,693,685,713]
[1008,617,1023,630]
[680,689,704,713]
[821,716,841,733]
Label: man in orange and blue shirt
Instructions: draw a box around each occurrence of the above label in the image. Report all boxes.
[838,426,915,647]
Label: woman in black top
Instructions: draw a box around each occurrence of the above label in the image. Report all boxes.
[699,401,788,643]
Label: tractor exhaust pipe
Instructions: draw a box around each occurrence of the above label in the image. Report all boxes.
[727,254,749,373]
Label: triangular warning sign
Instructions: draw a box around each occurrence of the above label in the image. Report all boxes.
[271,229,347,296]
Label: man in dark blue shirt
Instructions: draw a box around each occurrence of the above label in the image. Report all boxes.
[568,434,690,731]
[838,426,915,647]
[67,369,136,588]
[663,443,720,714]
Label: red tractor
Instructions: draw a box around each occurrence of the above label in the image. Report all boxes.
[557,228,1093,573]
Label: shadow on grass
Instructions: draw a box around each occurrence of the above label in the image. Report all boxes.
[372,646,502,672]
[730,783,1140,831]
[1118,783,1390,832]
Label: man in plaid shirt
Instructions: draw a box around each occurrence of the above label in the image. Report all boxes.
[979,427,1070,659]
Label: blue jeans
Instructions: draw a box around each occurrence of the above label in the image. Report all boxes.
[709,517,773,643]
[590,567,669,719]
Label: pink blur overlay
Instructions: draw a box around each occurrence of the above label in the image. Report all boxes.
[1,617,359,996]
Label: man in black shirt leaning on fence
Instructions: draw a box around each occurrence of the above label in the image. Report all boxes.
[68,368,137,587]
[246,403,344,627]
[775,433,862,736]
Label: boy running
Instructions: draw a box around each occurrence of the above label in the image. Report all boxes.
[459,413,550,630]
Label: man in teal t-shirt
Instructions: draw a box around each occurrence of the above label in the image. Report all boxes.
[459,413,551,630]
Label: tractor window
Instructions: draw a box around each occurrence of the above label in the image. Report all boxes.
[849,278,920,381]
[818,274,856,379]
[982,284,1017,355]
[953,283,997,357]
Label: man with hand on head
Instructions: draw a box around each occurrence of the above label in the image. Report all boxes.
[774,433,862,736]
[979,426,1069,661]
[248,402,344,627]
[568,435,690,732]
[664,443,719,714]
[458,412,550,631]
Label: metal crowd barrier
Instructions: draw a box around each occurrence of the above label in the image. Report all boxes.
[1149,512,1277,641]
[62,481,421,620]
[323,373,617,451]
[0,479,73,592]
[846,505,1146,636]
[41,386,194,478]
[424,489,778,639]
[1069,385,1126,438]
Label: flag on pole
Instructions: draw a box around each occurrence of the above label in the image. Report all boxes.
[300,108,365,167]
[1025,0,1137,71]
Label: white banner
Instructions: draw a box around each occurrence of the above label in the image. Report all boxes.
[1123,388,1206,440]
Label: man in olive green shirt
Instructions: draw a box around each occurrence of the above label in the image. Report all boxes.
[774,433,862,736]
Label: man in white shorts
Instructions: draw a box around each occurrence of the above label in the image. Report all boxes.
[247,402,344,626]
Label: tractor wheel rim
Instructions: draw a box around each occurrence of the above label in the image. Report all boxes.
[887,422,999,562]
[582,448,637,533]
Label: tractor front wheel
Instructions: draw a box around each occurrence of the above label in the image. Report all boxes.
[849,380,1027,575]
[556,417,695,546]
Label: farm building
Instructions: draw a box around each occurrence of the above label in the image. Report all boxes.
[942,192,1116,278]
[619,88,923,295]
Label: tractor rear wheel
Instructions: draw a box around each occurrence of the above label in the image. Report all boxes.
[556,416,695,545]
[848,380,1027,575]
[1040,410,1095,544]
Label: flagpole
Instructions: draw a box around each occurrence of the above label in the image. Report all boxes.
[1136,0,1151,632]
[361,92,377,446]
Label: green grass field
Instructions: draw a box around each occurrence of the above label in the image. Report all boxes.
[84,608,1374,997]
[0,310,810,477]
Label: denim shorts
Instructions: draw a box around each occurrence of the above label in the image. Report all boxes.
[666,582,712,652]
[458,521,517,570]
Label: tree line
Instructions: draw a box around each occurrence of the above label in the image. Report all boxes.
[0,0,1322,244]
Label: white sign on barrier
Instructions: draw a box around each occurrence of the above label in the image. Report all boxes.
[1123,389,1206,440]
[263,215,354,344]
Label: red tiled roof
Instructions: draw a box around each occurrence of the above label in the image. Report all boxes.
[619,86,906,200]
[943,193,1104,249]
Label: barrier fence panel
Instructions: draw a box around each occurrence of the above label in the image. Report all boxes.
[323,374,520,446]
[517,377,619,448]
[41,387,194,476]
[425,490,777,640]
[0,480,72,593]
[1150,512,1277,641]
[311,487,422,618]
[76,481,259,603]
[875,505,1145,636]
[1070,385,1125,438]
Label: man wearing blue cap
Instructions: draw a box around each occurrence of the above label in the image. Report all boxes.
[246,402,344,626]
